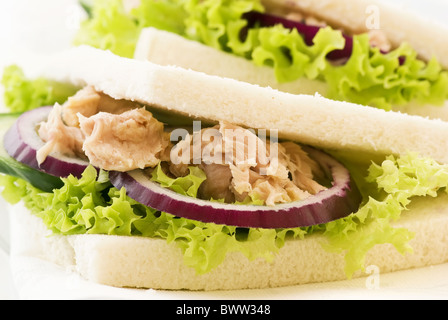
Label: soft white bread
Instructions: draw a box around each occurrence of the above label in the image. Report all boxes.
[10,191,448,291]
[40,46,448,164]
[134,27,329,97]
[262,0,448,69]
[134,27,448,121]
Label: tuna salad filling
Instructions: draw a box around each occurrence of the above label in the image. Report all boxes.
[36,86,327,207]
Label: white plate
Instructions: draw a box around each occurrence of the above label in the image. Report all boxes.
[8,254,448,300]
[0,198,17,299]
[0,250,18,300]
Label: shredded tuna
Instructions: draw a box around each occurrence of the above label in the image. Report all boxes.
[169,122,327,206]
[61,86,101,127]
[251,177,311,207]
[278,142,327,195]
[37,103,85,165]
[37,87,171,172]
[368,30,392,52]
[78,108,171,172]
[61,86,141,127]
[197,163,235,203]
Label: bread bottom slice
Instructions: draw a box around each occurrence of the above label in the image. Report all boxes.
[10,192,448,291]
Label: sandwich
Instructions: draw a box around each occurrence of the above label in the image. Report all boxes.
[2,45,448,291]
[74,0,448,121]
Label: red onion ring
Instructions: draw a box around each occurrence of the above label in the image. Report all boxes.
[109,148,362,229]
[4,106,89,179]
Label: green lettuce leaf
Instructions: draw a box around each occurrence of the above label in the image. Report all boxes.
[251,25,345,82]
[323,35,448,110]
[1,65,78,113]
[150,163,206,197]
[132,0,188,36]
[74,0,141,58]
[2,153,448,277]
[74,0,188,58]
[181,0,264,53]
[322,153,448,277]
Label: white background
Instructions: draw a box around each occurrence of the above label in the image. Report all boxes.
[1,0,448,300]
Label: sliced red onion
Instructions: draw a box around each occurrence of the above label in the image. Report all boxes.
[4,106,89,179]
[109,148,362,229]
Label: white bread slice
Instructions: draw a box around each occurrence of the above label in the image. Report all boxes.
[134,28,329,97]
[10,191,448,291]
[261,0,448,70]
[134,27,448,121]
[40,46,448,164]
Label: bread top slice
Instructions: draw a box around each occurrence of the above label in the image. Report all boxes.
[39,45,448,164]
[262,0,448,69]
[134,27,328,97]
